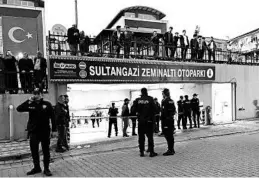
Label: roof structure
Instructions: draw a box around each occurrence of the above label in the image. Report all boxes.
[231,28,259,42]
[106,6,166,29]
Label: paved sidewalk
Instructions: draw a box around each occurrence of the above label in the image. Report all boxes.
[1,119,259,166]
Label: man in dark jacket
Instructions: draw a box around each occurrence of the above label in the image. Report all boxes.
[34,51,47,92]
[190,34,199,60]
[131,88,158,157]
[177,96,185,129]
[191,93,200,128]
[123,26,133,59]
[17,88,57,176]
[151,31,160,57]
[183,95,192,129]
[180,30,189,59]
[55,95,69,152]
[163,27,174,58]
[122,98,130,137]
[108,103,119,137]
[67,24,80,56]
[198,37,208,60]
[154,98,161,133]
[112,26,123,58]
[18,52,34,93]
[208,36,217,62]
[161,88,176,156]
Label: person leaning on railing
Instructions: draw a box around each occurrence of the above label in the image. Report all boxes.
[208,37,217,62]
[34,51,47,93]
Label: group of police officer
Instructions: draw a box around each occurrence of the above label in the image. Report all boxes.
[131,88,201,157]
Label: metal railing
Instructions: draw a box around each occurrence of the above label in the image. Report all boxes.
[48,32,259,65]
[0,71,48,94]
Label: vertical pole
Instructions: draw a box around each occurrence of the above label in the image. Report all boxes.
[75,0,78,28]
[9,105,14,141]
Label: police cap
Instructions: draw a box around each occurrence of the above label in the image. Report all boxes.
[193,93,198,96]
[162,88,170,96]
[184,95,189,98]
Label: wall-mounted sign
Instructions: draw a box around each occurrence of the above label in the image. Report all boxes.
[49,56,216,83]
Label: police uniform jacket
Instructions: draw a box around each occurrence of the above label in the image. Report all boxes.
[108,107,118,119]
[177,100,184,115]
[132,95,156,122]
[17,99,56,134]
[161,97,176,120]
[191,98,200,111]
[183,99,192,113]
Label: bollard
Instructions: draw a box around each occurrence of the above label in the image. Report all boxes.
[9,105,14,141]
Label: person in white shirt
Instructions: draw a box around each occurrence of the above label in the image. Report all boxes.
[207,37,217,62]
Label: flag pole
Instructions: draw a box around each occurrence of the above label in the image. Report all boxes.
[75,0,78,27]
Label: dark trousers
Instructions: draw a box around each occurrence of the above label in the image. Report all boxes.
[131,118,137,134]
[192,110,200,128]
[184,112,192,128]
[191,49,198,59]
[91,119,100,128]
[163,119,175,151]
[153,45,159,57]
[124,43,131,58]
[161,119,165,134]
[69,44,78,56]
[66,126,70,143]
[29,132,50,169]
[115,43,122,58]
[155,115,160,132]
[123,117,129,136]
[34,71,45,92]
[57,125,68,149]
[138,121,154,153]
[165,43,173,57]
[108,119,118,136]
[20,73,33,93]
[198,50,205,60]
[208,50,216,62]
[177,114,185,129]
[181,46,188,59]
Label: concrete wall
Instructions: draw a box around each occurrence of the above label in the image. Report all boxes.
[0,83,62,140]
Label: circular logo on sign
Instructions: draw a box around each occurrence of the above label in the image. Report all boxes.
[79,62,87,70]
[207,68,214,79]
[79,70,87,78]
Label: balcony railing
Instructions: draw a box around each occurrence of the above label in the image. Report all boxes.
[0,71,48,94]
[48,32,259,65]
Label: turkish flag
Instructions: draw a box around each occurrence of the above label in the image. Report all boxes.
[2,16,38,57]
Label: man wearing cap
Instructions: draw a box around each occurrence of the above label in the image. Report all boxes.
[108,103,119,137]
[177,96,186,129]
[161,88,176,156]
[121,98,130,137]
[131,88,158,157]
[112,25,123,58]
[183,95,192,129]
[17,88,57,176]
[191,93,200,128]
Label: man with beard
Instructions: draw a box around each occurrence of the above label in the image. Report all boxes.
[17,88,57,176]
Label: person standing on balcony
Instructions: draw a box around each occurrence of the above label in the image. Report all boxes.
[79,31,86,56]
[123,26,133,59]
[18,53,34,93]
[198,36,208,60]
[34,51,47,93]
[151,31,160,58]
[190,34,199,60]
[0,54,5,94]
[208,37,217,62]
[67,24,80,56]
[180,30,189,59]
[4,50,18,94]
[122,98,130,137]
[108,103,119,138]
[112,26,123,58]
[163,27,174,58]
[173,32,180,58]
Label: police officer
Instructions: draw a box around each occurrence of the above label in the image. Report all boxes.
[191,93,200,128]
[183,95,192,129]
[64,95,71,148]
[17,88,57,176]
[131,88,158,157]
[177,96,186,129]
[161,88,176,156]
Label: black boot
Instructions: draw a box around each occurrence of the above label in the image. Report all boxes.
[163,150,175,156]
[149,152,158,157]
[44,169,53,176]
[140,151,145,157]
[27,167,42,175]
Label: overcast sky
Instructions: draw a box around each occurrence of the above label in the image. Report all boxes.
[45,0,259,39]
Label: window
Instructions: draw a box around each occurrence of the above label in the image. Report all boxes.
[27,1,34,7]
[21,1,27,6]
[7,0,15,5]
[125,12,135,18]
[138,14,156,20]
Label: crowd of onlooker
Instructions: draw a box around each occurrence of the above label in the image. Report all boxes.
[0,50,47,94]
